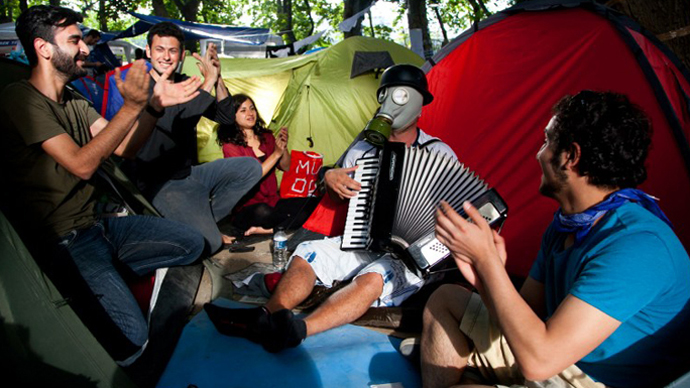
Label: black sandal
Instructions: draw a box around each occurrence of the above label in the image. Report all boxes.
[224,241,255,253]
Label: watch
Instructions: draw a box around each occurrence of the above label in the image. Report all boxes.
[146,104,165,118]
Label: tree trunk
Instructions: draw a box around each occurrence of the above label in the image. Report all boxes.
[49,0,60,6]
[467,0,491,22]
[343,0,369,38]
[304,0,315,37]
[19,0,28,13]
[368,10,375,38]
[98,0,107,31]
[407,0,432,59]
[172,0,200,22]
[170,0,201,51]
[608,0,690,70]
[152,0,170,18]
[277,0,297,44]
[0,0,11,23]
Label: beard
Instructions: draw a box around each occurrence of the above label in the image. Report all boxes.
[52,45,87,82]
[538,156,568,198]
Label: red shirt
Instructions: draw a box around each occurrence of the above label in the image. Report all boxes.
[222,132,280,209]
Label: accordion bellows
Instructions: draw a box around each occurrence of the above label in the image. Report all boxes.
[342,141,508,276]
[390,145,488,247]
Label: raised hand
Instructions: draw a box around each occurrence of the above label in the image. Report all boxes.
[435,201,506,291]
[274,127,288,154]
[114,59,150,111]
[149,63,201,111]
[192,42,220,90]
[325,166,361,200]
[209,42,222,74]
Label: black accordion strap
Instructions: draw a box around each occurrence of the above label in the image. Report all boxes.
[418,138,441,149]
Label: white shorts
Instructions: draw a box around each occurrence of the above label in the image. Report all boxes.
[290,236,426,307]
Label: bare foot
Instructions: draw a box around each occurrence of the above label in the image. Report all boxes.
[244,226,274,236]
[222,234,236,244]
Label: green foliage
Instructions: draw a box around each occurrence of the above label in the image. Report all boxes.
[307,0,342,45]
[64,0,146,31]
[199,0,242,24]
[363,23,393,41]
[313,0,342,31]
[81,9,137,32]
[216,0,341,46]
[3,0,512,52]
[427,0,512,50]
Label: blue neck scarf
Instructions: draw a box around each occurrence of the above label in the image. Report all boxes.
[552,188,672,244]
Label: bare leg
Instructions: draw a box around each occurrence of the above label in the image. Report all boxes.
[421,284,475,388]
[304,272,383,336]
[260,259,383,352]
[244,226,273,236]
[221,234,235,244]
[265,256,317,313]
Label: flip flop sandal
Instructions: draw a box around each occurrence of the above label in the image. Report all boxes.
[225,241,255,253]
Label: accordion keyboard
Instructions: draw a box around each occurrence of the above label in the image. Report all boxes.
[341,157,380,249]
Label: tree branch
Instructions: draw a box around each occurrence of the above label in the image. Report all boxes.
[478,0,491,16]
[304,0,315,37]
[658,25,690,41]
[81,0,98,14]
[368,9,375,38]
[432,5,448,46]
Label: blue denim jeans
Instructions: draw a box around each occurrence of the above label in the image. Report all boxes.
[52,215,204,360]
[151,157,261,253]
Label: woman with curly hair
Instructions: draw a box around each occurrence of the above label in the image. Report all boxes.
[218,94,316,236]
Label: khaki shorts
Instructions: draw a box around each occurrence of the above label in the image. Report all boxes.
[460,293,606,388]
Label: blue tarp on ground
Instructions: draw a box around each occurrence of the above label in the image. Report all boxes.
[157,299,421,388]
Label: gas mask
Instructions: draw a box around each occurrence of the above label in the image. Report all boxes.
[363,85,424,146]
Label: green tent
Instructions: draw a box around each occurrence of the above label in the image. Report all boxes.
[184,36,424,169]
[0,209,136,387]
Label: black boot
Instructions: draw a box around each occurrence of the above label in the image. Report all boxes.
[203,304,270,343]
[261,309,307,353]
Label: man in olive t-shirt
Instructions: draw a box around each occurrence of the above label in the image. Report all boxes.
[0,5,205,367]
[1,80,102,241]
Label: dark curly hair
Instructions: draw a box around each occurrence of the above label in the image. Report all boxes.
[217,94,271,147]
[550,90,652,189]
[147,21,184,49]
[15,5,83,66]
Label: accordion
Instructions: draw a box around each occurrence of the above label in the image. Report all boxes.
[341,141,508,278]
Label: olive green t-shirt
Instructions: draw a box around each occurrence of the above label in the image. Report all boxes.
[0,80,103,241]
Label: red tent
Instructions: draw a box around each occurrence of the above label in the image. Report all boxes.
[420,0,690,277]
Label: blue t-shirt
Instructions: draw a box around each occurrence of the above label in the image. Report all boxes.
[529,202,690,387]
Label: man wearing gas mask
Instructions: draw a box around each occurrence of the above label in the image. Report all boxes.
[205,64,457,352]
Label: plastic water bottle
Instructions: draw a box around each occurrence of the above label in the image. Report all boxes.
[273,227,288,271]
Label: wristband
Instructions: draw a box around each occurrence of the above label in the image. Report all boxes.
[317,165,333,181]
[146,104,165,118]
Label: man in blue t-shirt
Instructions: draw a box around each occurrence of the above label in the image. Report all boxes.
[418,91,690,388]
